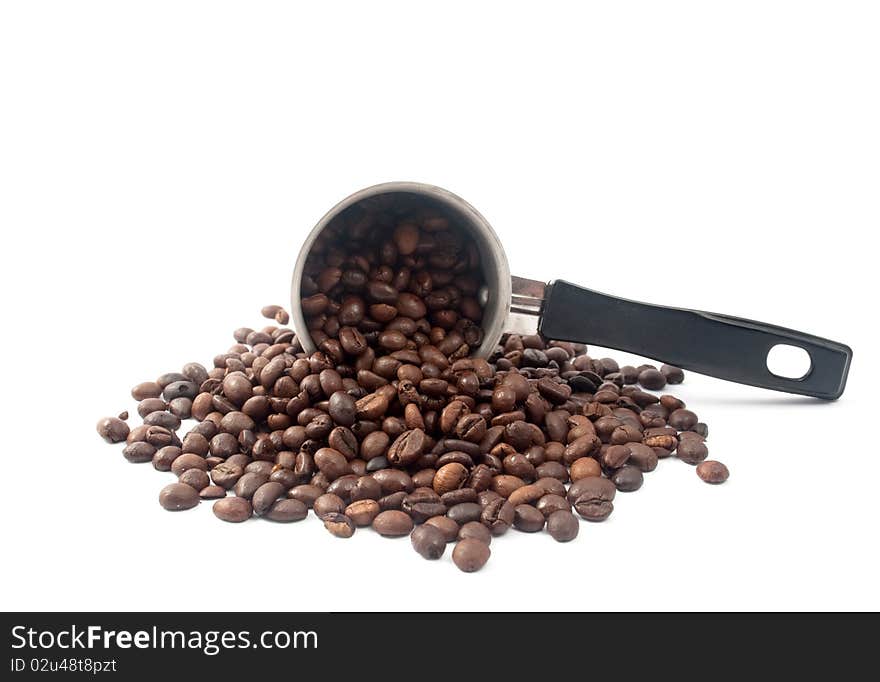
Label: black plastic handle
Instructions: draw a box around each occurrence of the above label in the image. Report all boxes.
[538,280,852,400]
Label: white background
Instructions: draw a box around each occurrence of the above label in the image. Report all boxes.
[1,1,877,612]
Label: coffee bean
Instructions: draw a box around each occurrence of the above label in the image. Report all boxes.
[547,510,579,542]
[570,457,601,481]
[200,485,227,500]
[178,468,210,491]
[233,472,269,499]
[458,520,492,545]
[356,392,389,420]
[536,494,570,518]
[159,483,199,511]
[288,484,323,508]
[220,372,252,407]
[372,510,414,537]
[537,377,571,404]
[314,447,350,480]
[377,490,406,511]
[213,496,252,522]
[534,477,567,498]
[157,372,189,388]
[261,304,284,320]
[265,498,308,522]
[350,475,381,502]
[637,368,666,390]
[411,524,447,559]
[452,539,490,573]
[323,512,356,538]
[252,481,285,515]
[168,397,192,420]
[132,381,162,400]
[171,453,208,476]
[668,408,699,431]
[327,391,357,427]
[209,462,241,489]
[144,411,181,430]
[137,398,167,418]
[507,483,543,507]
[491,474,525,498]
[313,493,346,519]
[661,364,685,384]
[387,428,425,467]
[96,416,130,443]
[603,444,631,469]
[677,439,709,465]
[247,461,274,476]
[372,468,414,494]
[405,499,446,524]
[611,465,644,492]
[425,515,460,542]
[440,400,469,434]
[568,477,616,521]
[182,362,209,385]
[627,443,658,472]
[481,498,514,536]
[446,502,483,525]
[441,488,477,507]
[163,380,199,401]
[503,453,537,481]
[535,461,568,482]
[513,505,546,532]
[123,441,156,463]
[152,445,181,471]
[322,428,355,462]
[220,411,255,436]
[345,499,381,526]
[456,413,487,443]
[393,222,420,255]
[433,462,468,495]
[643,433,678,450]
[492,386,517,413]
[696,460,729,484]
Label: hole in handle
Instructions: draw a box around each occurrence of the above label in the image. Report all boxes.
[766,344,812,380]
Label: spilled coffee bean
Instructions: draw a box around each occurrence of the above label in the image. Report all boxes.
[98,270,726,571]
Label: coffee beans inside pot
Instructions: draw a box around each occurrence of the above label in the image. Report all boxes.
[97,205,729,573]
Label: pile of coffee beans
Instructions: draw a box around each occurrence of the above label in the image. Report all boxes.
[97,206,727,572]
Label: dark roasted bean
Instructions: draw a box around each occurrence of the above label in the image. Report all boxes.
[411,524,447,559]
[123,441,156,463]
[262,496,306,521]
[96,416,130,443]
[611,465,644,492]
[513,505,546,532]
[677,439,709,465]
[159,483,200,511]
[452,539,490,572]
[547,510,579,542]
[372,510,414,537]
[480,498,514,536]
[696,460,729,484]
[213,496,252,522]
[324,512,356,538]
[424,515,460,543]
[568,477,616,521]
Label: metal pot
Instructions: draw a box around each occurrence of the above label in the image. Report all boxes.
[291,182,852,399]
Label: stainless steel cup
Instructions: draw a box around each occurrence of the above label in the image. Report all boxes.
[291,181,512,358]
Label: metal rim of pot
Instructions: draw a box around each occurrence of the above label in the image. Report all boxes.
[290,181,511,358]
